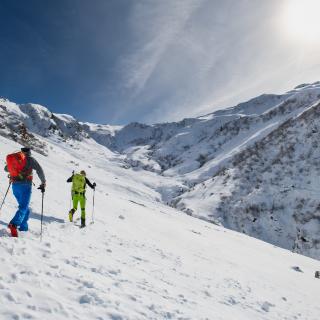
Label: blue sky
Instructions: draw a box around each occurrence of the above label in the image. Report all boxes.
[1,0,320,125]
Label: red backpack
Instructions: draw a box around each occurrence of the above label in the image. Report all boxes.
[6,152,32,181]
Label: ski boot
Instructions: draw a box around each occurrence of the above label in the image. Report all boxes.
[80,218,86,228]
[69,209,75,222]
[8,223,18,237]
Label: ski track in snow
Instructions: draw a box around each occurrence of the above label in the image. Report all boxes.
[0,125,319,319]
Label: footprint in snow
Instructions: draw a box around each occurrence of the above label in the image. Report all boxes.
[81,281,95,289]
[107,312,124,320]
[65,259,79,267]
[178,294,188,303]
[5,292,16,302]
[20,312,33,319]
[9,314,20,320]
[225,296,238,305]
[49,265,59,269]
[261,301,275,312]
[0,229,10,237]
[291,266,303,273]
[44,242,51,248]
[79,292,104,305]
[203,290,212,298]
[108,269,121,276]
[131,255,148,263]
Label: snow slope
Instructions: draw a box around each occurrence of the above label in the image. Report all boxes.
[0,134,319,320]
[79,82,320,260]
[174,91,320,260]
[2,83,320,262]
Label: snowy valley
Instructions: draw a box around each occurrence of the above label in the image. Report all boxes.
[0,83,320,319]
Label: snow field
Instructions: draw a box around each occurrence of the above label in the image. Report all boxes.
[2,85,320,261]
[0,135,319,319]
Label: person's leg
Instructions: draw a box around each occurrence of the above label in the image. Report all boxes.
[73,193,79,212]
[80,195,86,227]
[10,183,23,226]
[69,193,79,222]
[19,207,30,231]
[10,183,32,228]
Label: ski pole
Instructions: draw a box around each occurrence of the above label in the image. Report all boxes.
[91,188,95,224]
[37,185,45,241]
[40,192,44,241]
[69,170,74,210]
[69,191,72,210]
[0,181,12,215]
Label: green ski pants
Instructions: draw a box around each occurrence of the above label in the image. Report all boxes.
[72,193,86,219]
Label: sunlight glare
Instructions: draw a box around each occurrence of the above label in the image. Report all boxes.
[283,0,320,44]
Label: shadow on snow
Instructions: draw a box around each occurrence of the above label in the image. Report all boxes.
[30,212,64,224]
[0,208,64,238]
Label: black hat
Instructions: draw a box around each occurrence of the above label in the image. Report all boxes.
[21,147,31,154]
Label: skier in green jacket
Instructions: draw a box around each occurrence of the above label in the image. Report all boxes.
[67,170,96,228]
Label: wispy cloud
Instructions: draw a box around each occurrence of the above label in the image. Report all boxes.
[120,0,204,95]
[113,0,271,123]
[110,0,320,124]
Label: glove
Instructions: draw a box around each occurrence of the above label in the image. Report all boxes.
[93,182,96,189]
[38,183,46,193]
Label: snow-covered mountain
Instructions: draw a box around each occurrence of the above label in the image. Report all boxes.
[0,122,319,319]
[1,82,320,263]
[91,82,320,260]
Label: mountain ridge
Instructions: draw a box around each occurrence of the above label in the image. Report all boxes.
[1,81,320,259]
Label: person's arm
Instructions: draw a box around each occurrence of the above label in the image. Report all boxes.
[85,177,96,189]
[67,170,74,183]
[30,157,46,185]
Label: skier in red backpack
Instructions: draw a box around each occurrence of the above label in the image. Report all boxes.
[5,147,46,237]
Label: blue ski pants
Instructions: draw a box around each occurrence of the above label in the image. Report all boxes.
[10,182,32,231]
